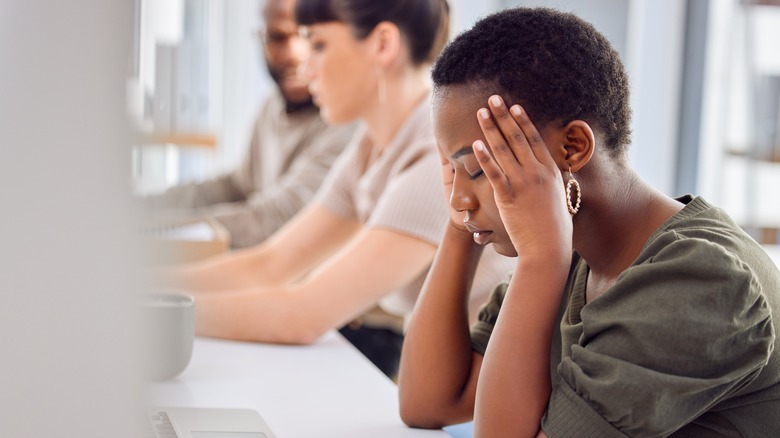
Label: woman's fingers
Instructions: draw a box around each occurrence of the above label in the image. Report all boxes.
[476,106,520,175]
[473,140,510,194]
[473,94,563,200]
[484,95,537,166]
[481,95,558,169]
[504,101,557,168]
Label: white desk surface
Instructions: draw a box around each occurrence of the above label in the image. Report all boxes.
[147,332,449,438]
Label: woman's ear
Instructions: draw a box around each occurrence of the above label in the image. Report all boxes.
[562,120,595,173]
[370,21,402,68]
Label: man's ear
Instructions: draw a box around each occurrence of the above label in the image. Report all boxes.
[370,21,402,68]
[561,120,595,173]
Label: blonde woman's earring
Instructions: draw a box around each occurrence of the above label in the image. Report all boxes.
[566,166,581,215]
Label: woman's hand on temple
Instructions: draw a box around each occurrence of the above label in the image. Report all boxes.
[472,95,572,260]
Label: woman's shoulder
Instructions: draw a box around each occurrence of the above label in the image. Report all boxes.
[638,196,768,268]
[615,197,780,314]
[384,95,439,169]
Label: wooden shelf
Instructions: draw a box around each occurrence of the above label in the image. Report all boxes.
[140,132,218,149]
[744,0,780,6]
[760,227,779,244]
[740,225,780,245]
[725,148,780,163]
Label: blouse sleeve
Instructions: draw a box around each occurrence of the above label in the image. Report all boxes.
[470,281,508,356]
[542,233,775,437]
[313,129,363,220]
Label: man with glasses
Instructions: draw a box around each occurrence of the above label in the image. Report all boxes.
[147,0,354,248]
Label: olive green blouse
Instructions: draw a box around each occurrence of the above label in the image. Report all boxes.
[471,196,780,437]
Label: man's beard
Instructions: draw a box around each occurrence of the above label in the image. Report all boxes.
[267,64,315,113]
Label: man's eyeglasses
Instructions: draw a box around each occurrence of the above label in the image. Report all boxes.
[253,28,301,47]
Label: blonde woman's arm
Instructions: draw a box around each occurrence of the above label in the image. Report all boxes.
[192,227,437,344]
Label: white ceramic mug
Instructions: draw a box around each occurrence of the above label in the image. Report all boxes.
[140,292,195,381]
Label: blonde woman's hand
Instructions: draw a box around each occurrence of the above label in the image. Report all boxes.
[472,95,572,261]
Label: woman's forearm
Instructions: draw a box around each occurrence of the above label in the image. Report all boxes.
[147,244,282,292]
[193,284,324,344]
[399,223,487,428]
[474,254,570,437]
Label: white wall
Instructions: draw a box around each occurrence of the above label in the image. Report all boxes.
[449,0,503,34]
[216,0,271,175]
[698,2,780,231]
[625,0,686,195]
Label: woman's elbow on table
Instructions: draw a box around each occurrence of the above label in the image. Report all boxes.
[400,410,447,430]
[265,311,332,345]
[399,395,461,430]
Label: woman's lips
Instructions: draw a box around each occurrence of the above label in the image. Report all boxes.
[472,230,493,246]
[464,222,493,246]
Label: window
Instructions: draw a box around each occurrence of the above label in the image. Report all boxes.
[699,0,780,244]
[130,0,270,195]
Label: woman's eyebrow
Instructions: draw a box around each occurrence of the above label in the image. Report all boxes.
[451,145,475,160]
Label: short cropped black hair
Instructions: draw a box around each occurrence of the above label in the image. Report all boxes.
[296,0,450,66]
[432,7,632,156]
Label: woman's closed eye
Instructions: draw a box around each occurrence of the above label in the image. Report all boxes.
[467,169,484,180]
[463,161,484,180]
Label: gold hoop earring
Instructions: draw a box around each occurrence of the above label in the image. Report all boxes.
[377,69,387,105]
[566,166,581,216]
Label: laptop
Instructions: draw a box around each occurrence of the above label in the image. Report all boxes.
[146,407,276,438]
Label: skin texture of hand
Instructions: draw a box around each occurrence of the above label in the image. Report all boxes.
[473,95,573,262]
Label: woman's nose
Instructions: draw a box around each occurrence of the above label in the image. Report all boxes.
[450,174,477,213]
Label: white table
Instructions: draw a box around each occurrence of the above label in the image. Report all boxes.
[147,332,449,438]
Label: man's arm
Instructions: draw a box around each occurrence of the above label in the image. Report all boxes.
[143,114,263,211]
[210,123,355,248]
